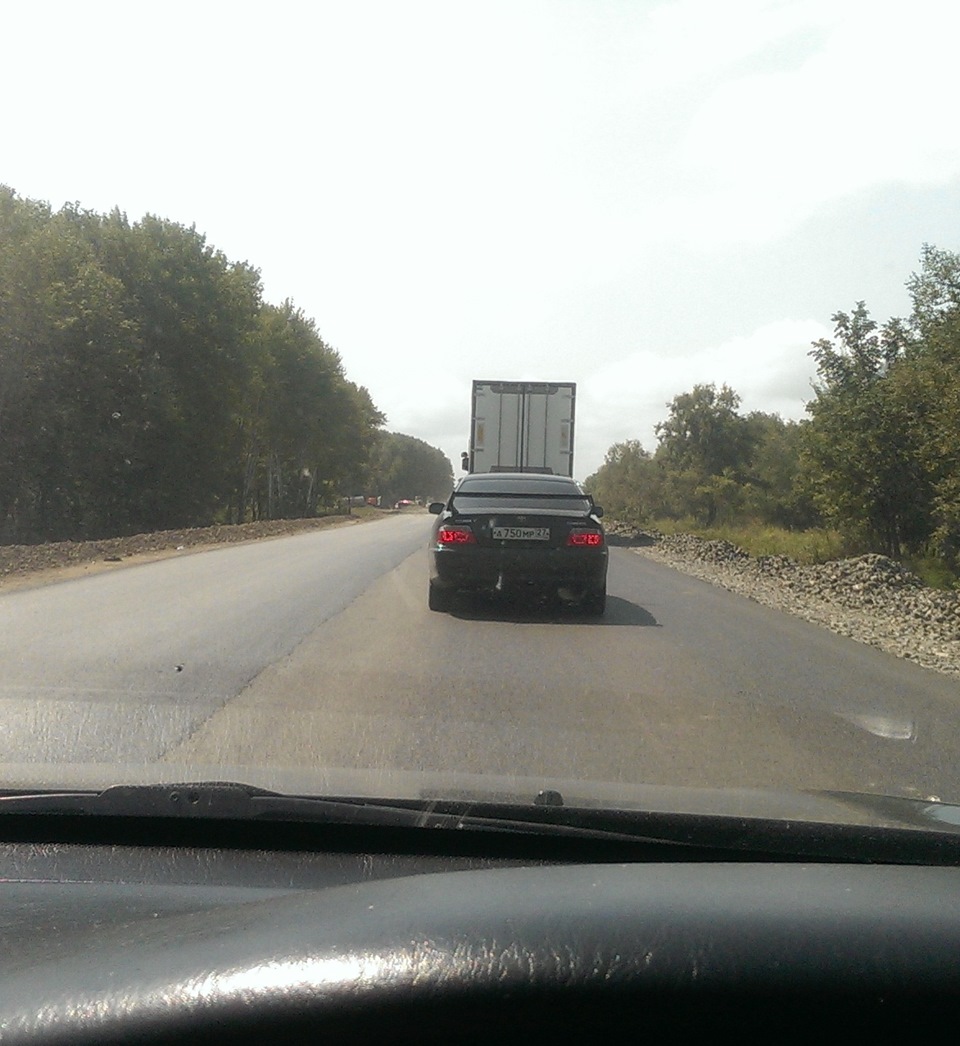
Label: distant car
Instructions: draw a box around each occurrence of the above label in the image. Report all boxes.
[427,473,608,614]
[394,499,414,509]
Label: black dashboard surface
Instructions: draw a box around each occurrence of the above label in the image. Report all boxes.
[2,834,960,1043]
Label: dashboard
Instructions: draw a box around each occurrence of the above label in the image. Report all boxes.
[1,815,959,1043]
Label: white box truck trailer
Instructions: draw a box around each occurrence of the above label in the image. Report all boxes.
[464,381,576,476]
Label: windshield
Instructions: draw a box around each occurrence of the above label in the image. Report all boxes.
[2,1,960,828]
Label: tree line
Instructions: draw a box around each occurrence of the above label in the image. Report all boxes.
[0,187,452,544]
[366,432,453,508]
[586,246,960,572]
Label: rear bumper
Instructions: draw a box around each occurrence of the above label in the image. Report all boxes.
[430,545,607,596]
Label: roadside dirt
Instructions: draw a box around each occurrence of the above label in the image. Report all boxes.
[0,512,393,593]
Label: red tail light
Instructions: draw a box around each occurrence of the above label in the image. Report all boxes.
[566,530,603,547]
[437,525,477,545]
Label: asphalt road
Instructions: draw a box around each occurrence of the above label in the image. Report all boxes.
[2,513,959,802]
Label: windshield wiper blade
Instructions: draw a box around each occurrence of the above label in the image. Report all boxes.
[0,783,728,851]
[0,786,744,857]
[4,784,960,865]
[0,783,461,828]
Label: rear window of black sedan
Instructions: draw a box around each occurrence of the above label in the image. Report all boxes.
[451,475,594,514]
[456,475,585,495]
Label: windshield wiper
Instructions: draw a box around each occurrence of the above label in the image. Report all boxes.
[0,782,737,854]
[2,783,960,865]
[0,783,457,828]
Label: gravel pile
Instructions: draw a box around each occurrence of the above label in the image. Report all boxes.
[0,514,374,583]
[611,525,960,677]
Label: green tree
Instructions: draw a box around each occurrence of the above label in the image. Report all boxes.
[236,303,386,520]
[655,384,753,478]
[906,244,960,338]
[97,213,263,528]
[802,302,929,557]
[0,188,387,540]
[741,414,818,529]
[653,384,757,524]
[367,432,453,506]
[584,440,652,521]
[898,247,960,565]
[0,192,145,539]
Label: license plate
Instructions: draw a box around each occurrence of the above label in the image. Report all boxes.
[492,527,551,541]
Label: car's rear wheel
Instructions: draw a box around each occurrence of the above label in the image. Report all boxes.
[582,585,606,616]
[428,581,451,612]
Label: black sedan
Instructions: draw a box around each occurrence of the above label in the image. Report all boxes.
[427,473,608,614]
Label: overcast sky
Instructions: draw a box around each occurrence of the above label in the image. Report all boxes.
[4,0,959,480]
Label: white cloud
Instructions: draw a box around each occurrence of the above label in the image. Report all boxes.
[658,0,960,247]
[578,318,828,476]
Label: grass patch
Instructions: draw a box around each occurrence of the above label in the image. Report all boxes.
[618,515,960,587]
[903,555,960,590]
[646,519,857,565]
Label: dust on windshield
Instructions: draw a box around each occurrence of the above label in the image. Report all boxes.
[1,2,960,815]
